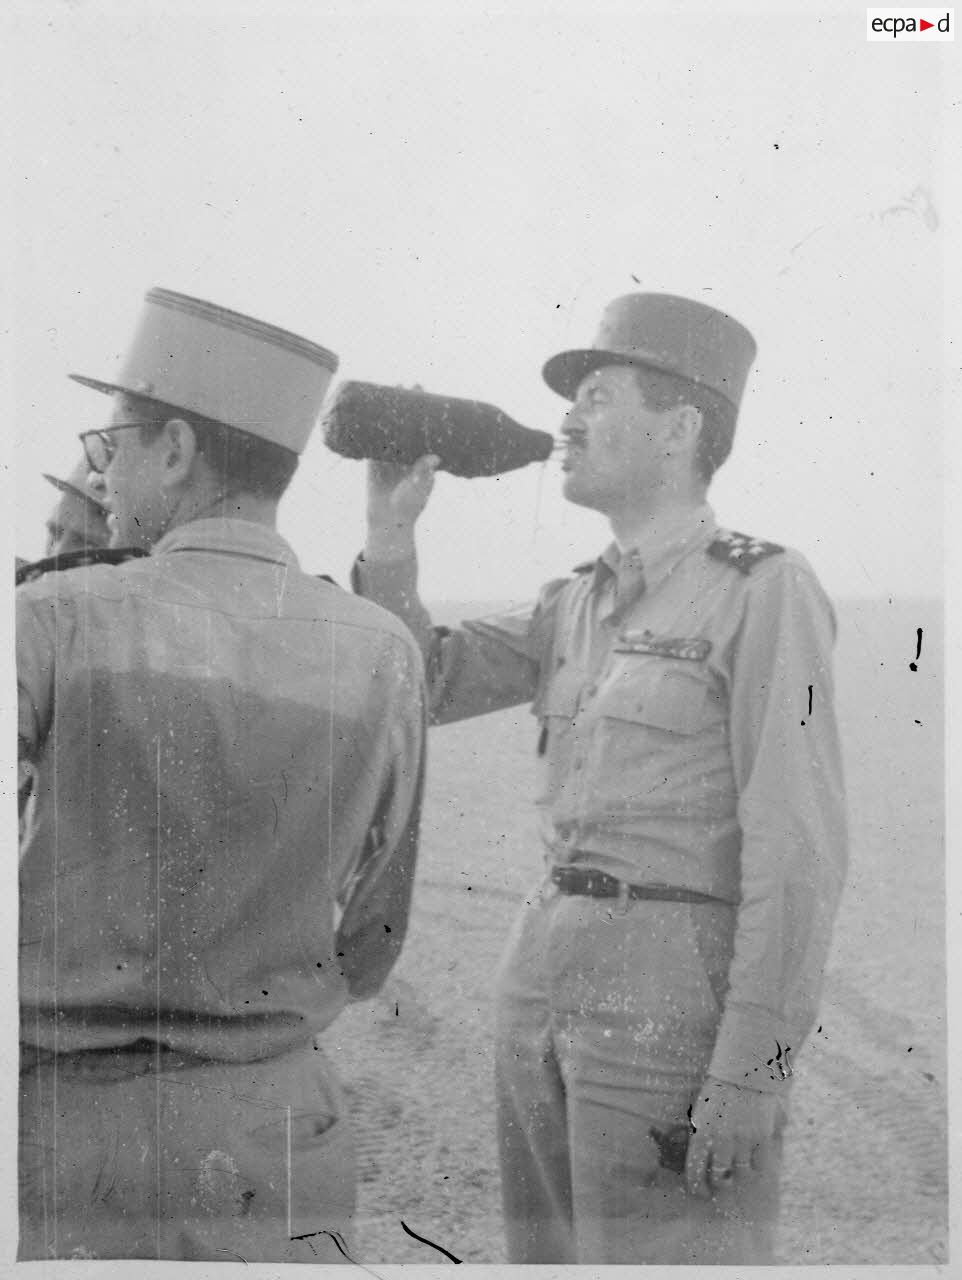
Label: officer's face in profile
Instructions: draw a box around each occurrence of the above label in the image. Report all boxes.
[560,364,675,516]
[91,395,178,550]
[45,491,110,557]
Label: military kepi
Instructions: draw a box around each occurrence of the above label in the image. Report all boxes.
[543,292,757,413]
[70,288,339,454]
[43,458,109,512]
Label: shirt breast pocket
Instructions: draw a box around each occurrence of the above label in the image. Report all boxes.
[596,666,713,736]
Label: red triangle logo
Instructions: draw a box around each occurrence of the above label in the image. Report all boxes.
[920,18,934,29]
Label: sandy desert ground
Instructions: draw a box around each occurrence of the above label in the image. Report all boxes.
[326,595,946,1265]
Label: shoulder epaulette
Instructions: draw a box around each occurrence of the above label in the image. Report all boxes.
[571,560,596,575]
[707,529,784,575]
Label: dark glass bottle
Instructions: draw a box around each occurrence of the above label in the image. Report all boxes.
[323,381,554,477]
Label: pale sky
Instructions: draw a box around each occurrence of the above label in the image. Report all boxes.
[6,0,951,601]
[0,2,957,1257]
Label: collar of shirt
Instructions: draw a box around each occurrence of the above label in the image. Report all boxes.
[151,517,301,569]
[591,503,718,604]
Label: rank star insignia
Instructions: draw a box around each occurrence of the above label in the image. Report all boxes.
[708,529,784,574]
[614,629,712,661]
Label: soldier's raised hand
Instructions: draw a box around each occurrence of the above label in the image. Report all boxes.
[365,455,440,560]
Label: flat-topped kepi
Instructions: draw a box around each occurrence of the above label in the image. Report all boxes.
[43,458,109,513]
[542,292,757,413]
[70,288,339,455]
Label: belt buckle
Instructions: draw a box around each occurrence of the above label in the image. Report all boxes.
[616,878,631,914]
[540,871,561,904]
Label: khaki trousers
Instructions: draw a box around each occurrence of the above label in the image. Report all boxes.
[494,883,785,1264]
[19,1037,356,1263]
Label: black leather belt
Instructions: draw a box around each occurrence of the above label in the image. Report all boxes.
[551,865,722,905]
[20,1037,184,1075]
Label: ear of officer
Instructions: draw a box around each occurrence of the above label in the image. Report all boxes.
[97,411,281,542]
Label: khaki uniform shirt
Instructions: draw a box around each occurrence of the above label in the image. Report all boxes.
[19,518,426,1062]
[353,504,847,1090]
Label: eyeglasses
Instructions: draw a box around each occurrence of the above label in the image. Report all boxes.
[78,424,145,474]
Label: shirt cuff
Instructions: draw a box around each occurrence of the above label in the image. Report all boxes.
[351,550,420,607]
[707,1002,795,1094]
